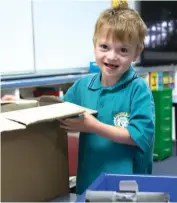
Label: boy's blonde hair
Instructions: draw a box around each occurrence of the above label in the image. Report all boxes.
[93,1,147,50]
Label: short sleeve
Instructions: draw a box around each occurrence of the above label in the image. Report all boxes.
[63,79,82,105]
[63,84,76,104]
[126,80,155,154]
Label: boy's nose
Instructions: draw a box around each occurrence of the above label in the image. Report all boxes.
[107,51,118,61]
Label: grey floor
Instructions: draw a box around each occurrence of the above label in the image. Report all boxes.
[153,142,177,175]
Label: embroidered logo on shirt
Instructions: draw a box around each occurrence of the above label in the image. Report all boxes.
[114,112,130,128]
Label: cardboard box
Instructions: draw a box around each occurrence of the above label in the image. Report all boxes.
[1,102,96,202]
[1,99,38,112]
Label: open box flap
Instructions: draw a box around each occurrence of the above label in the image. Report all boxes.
[1,102,96,127]
[0,116,25,133]
[67,102,97,115]
[38,96,97,115]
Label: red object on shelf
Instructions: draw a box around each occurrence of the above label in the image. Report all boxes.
[33,90,60,97]
[68,135,79,177]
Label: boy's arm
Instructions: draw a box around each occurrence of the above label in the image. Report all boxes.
[93,81,155,153]
[94,122,136,145]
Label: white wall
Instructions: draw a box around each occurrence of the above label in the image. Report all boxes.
[0,0,111,75]
[32,0,110,72]
[0,0,35,75]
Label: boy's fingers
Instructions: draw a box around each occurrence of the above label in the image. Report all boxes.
[68,117,84,123]
[58,119,69,124]
[60,119,81,125]
[60,125,76,132]
[59,119,65,123]
[60,125,67,129]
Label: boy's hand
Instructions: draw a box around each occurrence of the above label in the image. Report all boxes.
[60,112,100,133]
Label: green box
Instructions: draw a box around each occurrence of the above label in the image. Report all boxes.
[152,89,173,161]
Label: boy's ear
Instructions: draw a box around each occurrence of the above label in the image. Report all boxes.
[133,46,144,62]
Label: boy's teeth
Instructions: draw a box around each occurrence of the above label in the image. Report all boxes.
[105,63,118,68]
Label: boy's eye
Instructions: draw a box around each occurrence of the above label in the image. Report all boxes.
[120,48,128,53]
[100,44,108,49]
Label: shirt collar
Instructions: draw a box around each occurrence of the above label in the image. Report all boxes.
[88,65,136,91]
[88,73,102,90]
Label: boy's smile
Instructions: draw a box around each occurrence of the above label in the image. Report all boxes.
[103,62,119,70]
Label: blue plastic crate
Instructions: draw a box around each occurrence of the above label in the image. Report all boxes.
[76,173,177,202]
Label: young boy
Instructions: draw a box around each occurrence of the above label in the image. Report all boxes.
[60,1,155,195]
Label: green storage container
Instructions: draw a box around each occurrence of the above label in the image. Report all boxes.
[152,89,173,161]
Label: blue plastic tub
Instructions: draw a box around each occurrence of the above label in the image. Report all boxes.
[76,173,177,202]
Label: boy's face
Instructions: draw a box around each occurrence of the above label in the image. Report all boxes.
[94,35,141,83]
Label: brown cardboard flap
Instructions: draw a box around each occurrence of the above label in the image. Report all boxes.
[2,102,87,127]
[67,102,97,115]
[0,116,25,133]
[38,96,97,115]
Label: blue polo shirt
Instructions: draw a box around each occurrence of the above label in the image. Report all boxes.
[64,65,155,194]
